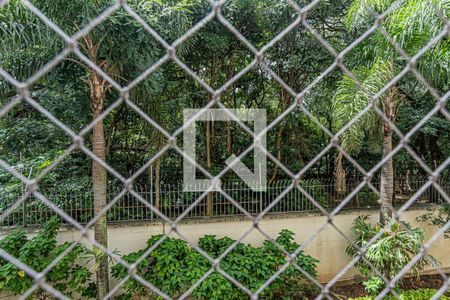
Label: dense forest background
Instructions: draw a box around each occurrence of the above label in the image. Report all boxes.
[0,0,449,196]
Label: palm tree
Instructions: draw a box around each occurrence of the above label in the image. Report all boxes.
[1,0,192,297]
[333,0,449,224]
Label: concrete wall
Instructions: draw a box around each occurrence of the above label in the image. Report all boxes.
[53,205,450,282]
[0,205,449,298]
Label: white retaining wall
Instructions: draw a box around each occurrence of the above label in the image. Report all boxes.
[0,205,449,298]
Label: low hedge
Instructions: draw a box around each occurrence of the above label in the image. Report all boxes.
[112,229,319,299]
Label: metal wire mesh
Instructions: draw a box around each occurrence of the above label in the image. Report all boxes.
[0,0,449,299]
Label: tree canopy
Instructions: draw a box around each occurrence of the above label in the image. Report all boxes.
[0,0,448,197]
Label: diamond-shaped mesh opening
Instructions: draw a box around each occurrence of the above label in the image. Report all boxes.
[27,0,116,36]
[266,111,319,171]
[123,0,213,45]
[75,10,167,85]
[0,99,73,185]
[127,61,212,134]
[100,104,168,176]
[21,64,93,132]
[0,233,93,299]
[19,148,93,225]
[110,234,200,299]
[180,19,255,90]
[262,27,335,93]
[0,4,65,83]
[221,0,298,49]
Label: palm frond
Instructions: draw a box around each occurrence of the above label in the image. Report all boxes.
[333,66,371,154]
[385,0,449,52]
[346,0,449,92]
[417,39,450,89]
[333,59,395,154]
[346,0,398,32]
[0,0,60,51]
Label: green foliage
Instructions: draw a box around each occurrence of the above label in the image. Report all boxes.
[397,288,450,300]
[0,0,350,194]
[362,276,385,296]
[349,288,450,300]
[0,230,26,265]
[346,216,439,280]
[333,59,395,155]
[112,229,319,299]
[357,187,379,205]
[1,0,448,197]
[417,202,450,239]
[0,0,449,297]
[0,0,195,196]
[345,0,449,88]
[335,0,450,186]
[0,217,95,298]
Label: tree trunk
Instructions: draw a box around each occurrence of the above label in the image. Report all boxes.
[205,59,217,217]
[91,77,109,299]
[429,133,442,169]
[379,87,399,225]
[335,151,346,196]
[151,133,164,212]
[269,124,283,185]
[85,35,109,298]
[155,156,161,211]
[379,126,394,225]
[226,64,233,155]
[269,89,287,184]
[105,106,123,156]
[206,115,213,216]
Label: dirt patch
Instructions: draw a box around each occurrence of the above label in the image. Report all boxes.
[324,274,448,299]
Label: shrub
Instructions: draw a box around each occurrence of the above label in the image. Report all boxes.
[346,216,439,279]
[112,229,319,299]
[362,276,384,296]
[349,288,450,300]
[346,216,439,296]
[398,289,449,300]
[357,187,379,206]
[0,216,95,298]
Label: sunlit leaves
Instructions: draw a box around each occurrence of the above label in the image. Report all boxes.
[333,59,395,154]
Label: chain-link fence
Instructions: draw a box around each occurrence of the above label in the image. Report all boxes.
[0,0,449,299]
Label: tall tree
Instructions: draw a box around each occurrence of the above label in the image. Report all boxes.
[333,0,449,224]
[1,0,192,297]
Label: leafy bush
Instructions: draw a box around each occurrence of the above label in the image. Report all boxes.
[362,276,384,296]
[346,216,439,280]
[112,229,319,299]
[357,187,379,206]
[349,288,450,300]
[0,216,95,298]
[346,216,439,296]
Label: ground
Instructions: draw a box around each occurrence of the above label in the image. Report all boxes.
[327,274,448,299]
